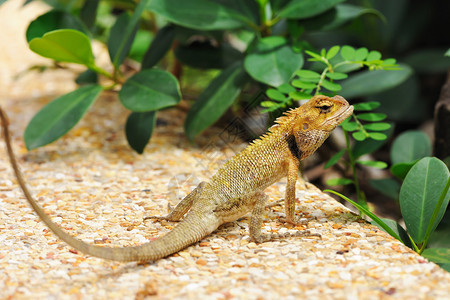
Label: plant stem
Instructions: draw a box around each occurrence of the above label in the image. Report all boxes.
[418,175,450,254]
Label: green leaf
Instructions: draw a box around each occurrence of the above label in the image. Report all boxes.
[342,121,359,132]
[321,79,342,92]
[119,69,181,112]
[422,248,450,264]
[125,111,156,154]
[267,89,287,101]
[368,132,387,141]
[185,62,248,141]
[404,48,450,73]
[292,80,317,90]
[363,122,391,131]
[324,149,345,169]
[353,101,380,111]
[445,48,450,57]
[148,0,247,30]
[277,83,296,94]
[141,25,175,69]
[289,91,312,101]
[390,130,431,165]
[366,50,381,61]
[369,178,401,200]
[80,0,99,30]
[352,131,367,141]
[26,10,88,42]
[357,113,386,122]
[326,72,348,80]
[29,29,95,66]
[244,37,303,87]
[340,45,355,61]
[340,64,413,98]
[391,161,417,180]
[75,69,98,85]
[305,50,323,61]
[108,12,139,67]
[353,47,368,61]
[352,125,393,158]
[357,160,387,169]
[326,177,353,186]
[175,42,243,69]
[24,85,102,149]
[326,46,340,59]
[400,157,450,244]
[370,218,413,249]
[325,190,404,243]
[278,0,346,19]
[296,69,321,79]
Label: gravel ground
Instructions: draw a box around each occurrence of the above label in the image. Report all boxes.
[1,1,449,299]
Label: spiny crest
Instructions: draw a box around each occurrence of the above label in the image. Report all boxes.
[272,106,301,128]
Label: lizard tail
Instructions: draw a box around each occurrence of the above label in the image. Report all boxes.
[0,107,213,262]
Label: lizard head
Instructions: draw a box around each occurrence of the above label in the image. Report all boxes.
[290,95,354,159]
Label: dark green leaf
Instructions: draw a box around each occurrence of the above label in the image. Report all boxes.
[29,29,95,66]
[75,69,98,85]
[370,218,413,248]
[353,101,380,111]
[24,85,102,149]
[141,25,175,69]
[404,48,450,73]
[391,161,417,180]
[390,130,431,165]
[422,248,450,264]
[108,12,139,67]
[175,42,243,69]
[369,178,400,200]
[278,0,346,19]
[326,72,348,80]
[26,10,88,42]
[340,64,413,98]
[400,157,450,243]
[244,36,303,87]
[80,0,99,30]
[296,69,321,79]
[125,111,156,154]
[324,149,345,169]
[185,62,248,141]
[148,0,246,30]
[357,113,386,122]
[357,160,387,169]
[119,69,181,112]
[321,79,342,92]
[326,177,354,186]
[364,122,391,131]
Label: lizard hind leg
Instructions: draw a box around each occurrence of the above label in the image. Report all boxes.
[144,182,206,222]
[250,192,320,243]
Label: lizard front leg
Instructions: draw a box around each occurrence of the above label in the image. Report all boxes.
[284,159,300,225]
[144,181,206,222]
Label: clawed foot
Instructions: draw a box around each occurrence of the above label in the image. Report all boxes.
[253,230,321,243]
[278,216,308,226]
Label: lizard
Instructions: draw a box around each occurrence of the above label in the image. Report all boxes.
[0,95,353,262]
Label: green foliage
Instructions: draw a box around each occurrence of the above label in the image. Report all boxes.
[125,111,156,154]
[327,157,450,268]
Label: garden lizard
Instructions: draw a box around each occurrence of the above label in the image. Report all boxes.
[0,95,353,262]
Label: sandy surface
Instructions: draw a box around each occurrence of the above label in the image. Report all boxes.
[1,0,449,299]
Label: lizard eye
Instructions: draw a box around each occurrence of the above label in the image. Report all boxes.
[316,104,332,113]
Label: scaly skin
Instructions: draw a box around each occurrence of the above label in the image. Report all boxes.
[0,95,353,262]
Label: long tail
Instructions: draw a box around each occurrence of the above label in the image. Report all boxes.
[0,107,212,262]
